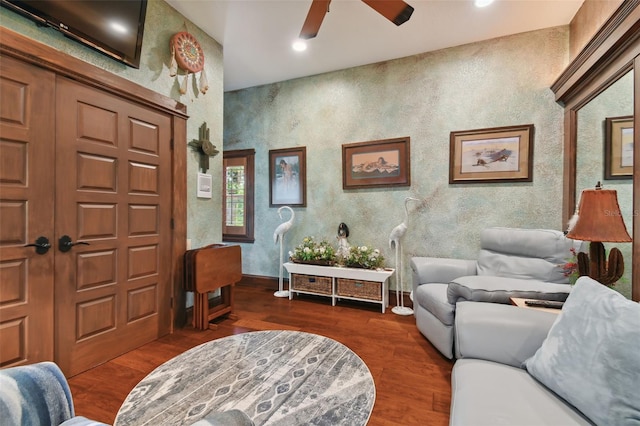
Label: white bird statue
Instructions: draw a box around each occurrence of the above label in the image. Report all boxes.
[389,197,420,315]
[274,206,294,297]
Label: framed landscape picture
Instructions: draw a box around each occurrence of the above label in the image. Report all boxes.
[342,137,410,189]
[604,115,633,180]
[269,146,306,207]
[449,124,534,184]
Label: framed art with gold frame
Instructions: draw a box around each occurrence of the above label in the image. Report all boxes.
[449,124,534,184]
[604,115,633,180]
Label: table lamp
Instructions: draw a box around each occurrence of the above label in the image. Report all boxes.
[566,182,632,286]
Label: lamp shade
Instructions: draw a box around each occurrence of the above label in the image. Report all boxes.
[566,186,632,242]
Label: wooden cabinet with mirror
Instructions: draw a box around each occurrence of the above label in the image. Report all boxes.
[552,1,639,301]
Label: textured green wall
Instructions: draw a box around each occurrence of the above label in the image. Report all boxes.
[224,26,572,292]
[576,71,633,298]
[0,0,224,250]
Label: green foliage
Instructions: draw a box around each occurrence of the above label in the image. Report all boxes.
[289,236,336,262]
[225,166,245,195]
[343,245,384,269]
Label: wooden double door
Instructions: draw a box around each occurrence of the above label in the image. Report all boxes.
[0,55,173,376]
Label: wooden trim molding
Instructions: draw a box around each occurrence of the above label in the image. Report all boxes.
[172,118,188,329]
[223,149,256,243]
[552,0,640,105]
[562,108,578,225]
[552,2,640,301]
[634,55,640,302]
[241,274,285,289]
[0,27,188,119]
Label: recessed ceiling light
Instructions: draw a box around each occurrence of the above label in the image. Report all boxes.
[292,40,307,52]
[475,0,494,7]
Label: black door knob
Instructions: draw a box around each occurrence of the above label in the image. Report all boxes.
[58,235,90,252]
[24,236,51,255]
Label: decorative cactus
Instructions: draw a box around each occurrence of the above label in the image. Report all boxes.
[577,251,589,276]
[576,242,624,286]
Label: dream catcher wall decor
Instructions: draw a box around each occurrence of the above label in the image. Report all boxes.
[169,31,209,97]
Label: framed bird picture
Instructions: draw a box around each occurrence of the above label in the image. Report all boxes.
[342,137,411,189]
[269,147,307,207]
[449,124,534,184]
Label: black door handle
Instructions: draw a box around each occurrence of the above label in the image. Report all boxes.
[24,236,51,255]
[58,235,90,252]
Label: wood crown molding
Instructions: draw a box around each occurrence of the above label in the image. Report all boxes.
[224,148,257,157]
[0,27,188,118]
[552,0,640,105]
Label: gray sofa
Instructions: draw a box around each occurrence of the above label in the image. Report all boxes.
[450,276,640,425]
[410,227,583,358]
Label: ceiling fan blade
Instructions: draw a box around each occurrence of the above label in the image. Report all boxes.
[361,0,414,26]
[300,0,332,40]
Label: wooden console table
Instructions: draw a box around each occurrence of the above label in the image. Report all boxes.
[283,262,395,313]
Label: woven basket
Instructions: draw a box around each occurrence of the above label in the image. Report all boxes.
[291,274,332,295]
[336,278,381,301]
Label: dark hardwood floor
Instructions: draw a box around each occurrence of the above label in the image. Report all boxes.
[68,279,453,425]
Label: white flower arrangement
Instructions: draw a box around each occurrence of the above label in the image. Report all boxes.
[343,245,384,269]
[289,236,336,263]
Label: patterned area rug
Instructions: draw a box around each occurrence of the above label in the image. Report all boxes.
[115,330,375,426]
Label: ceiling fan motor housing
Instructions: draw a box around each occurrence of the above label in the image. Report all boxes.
[300,0,414,40]
[393,4,414,25]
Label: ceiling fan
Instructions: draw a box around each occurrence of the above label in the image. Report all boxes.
[300,0,415,40]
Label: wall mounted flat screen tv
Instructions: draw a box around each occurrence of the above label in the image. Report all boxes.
[1,0,148,68]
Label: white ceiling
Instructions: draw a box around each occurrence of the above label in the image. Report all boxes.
[165,0,584,92]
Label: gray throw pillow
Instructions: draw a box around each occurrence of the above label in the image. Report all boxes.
[524,276,640,426]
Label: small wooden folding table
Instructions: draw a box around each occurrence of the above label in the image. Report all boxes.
[184,244,242,330]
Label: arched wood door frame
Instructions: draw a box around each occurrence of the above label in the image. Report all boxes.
[0,27,188,328]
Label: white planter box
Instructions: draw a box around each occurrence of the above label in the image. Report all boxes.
[283,262,395,313]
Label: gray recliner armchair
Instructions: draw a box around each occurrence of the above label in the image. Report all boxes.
[410,227,583,359]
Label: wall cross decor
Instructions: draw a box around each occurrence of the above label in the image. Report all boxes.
[188,122,219,172]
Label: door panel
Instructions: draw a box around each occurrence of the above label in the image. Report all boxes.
[0,55,55,367]
[55,76,172,376]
